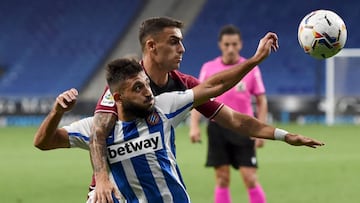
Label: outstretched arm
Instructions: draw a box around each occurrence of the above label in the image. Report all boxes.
[34,88,78,150]
[192,32,279,107]
[213,106,324,148]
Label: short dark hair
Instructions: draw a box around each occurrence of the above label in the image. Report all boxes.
[218,24,242,42]
[139,17,184,50]
[106,58,143,93]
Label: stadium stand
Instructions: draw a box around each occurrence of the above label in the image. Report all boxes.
[1,0,359,98]
[0,0,143,97]
[182,0,359,95]
[80,0,207,100]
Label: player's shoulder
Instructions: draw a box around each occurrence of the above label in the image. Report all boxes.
[71,117,93,127]
[154,89,193,116]
[169,70,198,84]
[170,70,193,79]
[62,116,94,132]
[155,89,192,100]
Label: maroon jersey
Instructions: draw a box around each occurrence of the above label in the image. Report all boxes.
[95,70,223,119]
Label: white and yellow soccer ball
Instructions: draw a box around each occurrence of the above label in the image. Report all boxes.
[298,9,347,59]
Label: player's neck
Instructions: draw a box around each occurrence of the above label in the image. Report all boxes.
[221,55,240,65]
[117,111,136,122]
[142,57,169,86]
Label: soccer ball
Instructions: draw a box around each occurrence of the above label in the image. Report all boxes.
[298,9,347,59]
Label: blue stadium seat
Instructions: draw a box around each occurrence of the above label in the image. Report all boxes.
[0,0,143,97]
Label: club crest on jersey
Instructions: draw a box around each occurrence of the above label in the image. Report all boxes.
[100,89,115,107]
[236,81,246,92]
[146,111,160,125]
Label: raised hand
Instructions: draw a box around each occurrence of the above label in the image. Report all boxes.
[54,88,78,113]
[254,32,279,63]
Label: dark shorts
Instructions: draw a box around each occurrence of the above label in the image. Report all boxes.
[206,121,258,169]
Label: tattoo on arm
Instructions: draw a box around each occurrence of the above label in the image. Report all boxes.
[90,113,117,175]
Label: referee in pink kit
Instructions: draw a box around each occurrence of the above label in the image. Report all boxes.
[190,25,268,203]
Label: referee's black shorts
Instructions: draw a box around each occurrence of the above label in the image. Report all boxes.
[205,121,258,169]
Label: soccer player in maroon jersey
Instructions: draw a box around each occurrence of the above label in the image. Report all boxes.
[89,17,318,203]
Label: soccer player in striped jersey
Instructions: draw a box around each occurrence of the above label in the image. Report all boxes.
[34,38,324,202]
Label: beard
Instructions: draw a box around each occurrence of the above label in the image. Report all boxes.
[122,100,153,118]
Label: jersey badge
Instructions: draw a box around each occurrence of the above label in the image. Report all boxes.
[146,111,160,126]
[100,89,115,107]
[236,81,246,92]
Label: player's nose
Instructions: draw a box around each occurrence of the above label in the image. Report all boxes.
[143,86,153,97]
[178,41,185,53]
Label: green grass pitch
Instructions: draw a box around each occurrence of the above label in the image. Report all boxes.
[1,124,360,203]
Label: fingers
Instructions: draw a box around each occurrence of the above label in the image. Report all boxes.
[113,189,122,200]
[194,139,202,144]
[63,88,78,102]
[271,43,278,52]
[304,138,325,148]
[56,96,68,109]
[191,136,201,144]
[93,191,114,203]
[286,134,325,148]
[103,191,114,203]
[254,32,279,62]
[68,88,79,99]
[55,88,78,110]
[265,39,277,52]
[108,194,114,203]
[189,131,201,143]
[190,136,195,143]
[92,181,120,203]
[92,192,98,203]
[264,32,279,51]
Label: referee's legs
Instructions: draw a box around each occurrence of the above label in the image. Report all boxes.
[214,165,231,203]
[239,167,266,203]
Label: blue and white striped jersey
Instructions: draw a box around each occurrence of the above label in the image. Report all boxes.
[63,89,194,203]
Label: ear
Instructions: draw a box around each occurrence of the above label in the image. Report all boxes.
[146,39,156,52]
[113,92,121,102]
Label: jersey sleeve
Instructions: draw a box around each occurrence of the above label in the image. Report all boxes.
[62,117,93,150]
[174,71,223,119]
[94,86,118,116]
[155,90,194,128]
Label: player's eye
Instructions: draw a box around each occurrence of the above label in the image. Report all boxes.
[134,85,143,92]
[170,39,180,45]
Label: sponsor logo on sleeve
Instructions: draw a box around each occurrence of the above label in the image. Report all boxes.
[107,132,163,164]
[100,89,115,107]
